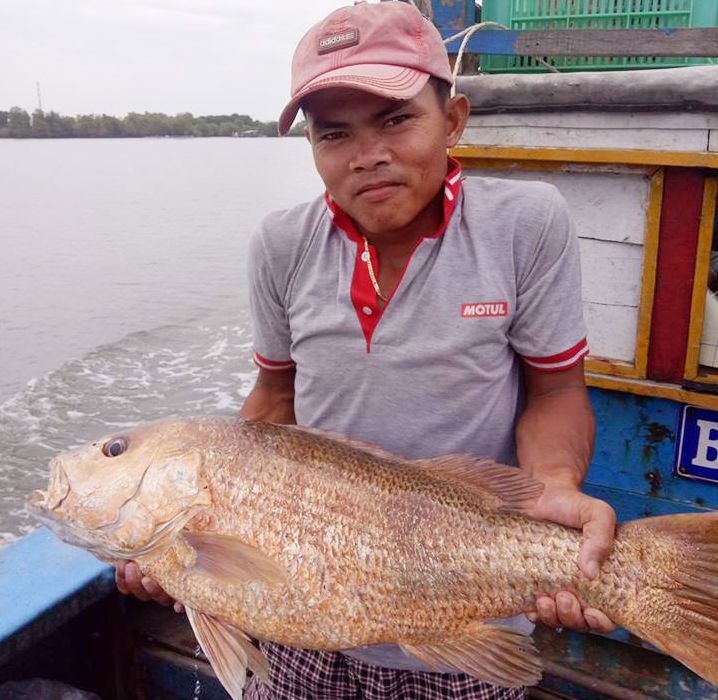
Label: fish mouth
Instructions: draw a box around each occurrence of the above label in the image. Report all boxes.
[28,489,48,511]
[27,458,108,555]
[28,476,208,562]
[27,457,70,516]
[42,457,72,511]
[27,490,105,553]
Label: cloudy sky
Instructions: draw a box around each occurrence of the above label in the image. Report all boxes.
[1,0,354,121]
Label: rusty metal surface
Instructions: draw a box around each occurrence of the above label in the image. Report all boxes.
[542,660,666,700]
[534,625,718,700]
[586,389,717,517]
[528,689,573,700]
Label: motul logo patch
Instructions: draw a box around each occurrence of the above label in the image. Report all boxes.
[461,302,508,318]
[318,28,359,54]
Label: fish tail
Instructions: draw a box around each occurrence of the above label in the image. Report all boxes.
[619,511,718,686]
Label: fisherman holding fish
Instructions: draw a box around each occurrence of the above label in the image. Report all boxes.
[117,1,619,697]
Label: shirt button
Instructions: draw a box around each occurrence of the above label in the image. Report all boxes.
[360,251,370,262]
[362,306,373,315]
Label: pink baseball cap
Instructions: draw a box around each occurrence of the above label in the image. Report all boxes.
[278,1,453,135]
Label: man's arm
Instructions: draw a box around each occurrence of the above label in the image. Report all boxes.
[115,367,297,606]
[517,360,616,633]
[239,367,296,423]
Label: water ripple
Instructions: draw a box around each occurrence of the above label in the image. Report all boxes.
[0,308,257,547]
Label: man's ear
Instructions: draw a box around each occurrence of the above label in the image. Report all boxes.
[304,126,312,144]
[445,93,470,149]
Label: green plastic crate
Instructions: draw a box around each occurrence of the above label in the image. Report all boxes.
[480,0,718,73]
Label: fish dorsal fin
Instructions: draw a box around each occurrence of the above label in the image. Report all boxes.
[186,607,269,700]
[185,532,288,586]
[286,424,543,513]
[416,456,543,513]
[401,623,542,688]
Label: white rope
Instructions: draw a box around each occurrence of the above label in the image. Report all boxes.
[443,21,509,46]
[390,0,562,84]
[444,21,560,92]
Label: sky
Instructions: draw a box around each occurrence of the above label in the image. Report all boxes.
[0,0,355,121]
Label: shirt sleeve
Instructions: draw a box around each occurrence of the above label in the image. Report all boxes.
[247,224,295,371]
[508,186,589,372]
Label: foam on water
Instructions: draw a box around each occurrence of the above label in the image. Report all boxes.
[0,307,257,547]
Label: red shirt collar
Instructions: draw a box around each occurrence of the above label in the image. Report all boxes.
[324,156,463,243]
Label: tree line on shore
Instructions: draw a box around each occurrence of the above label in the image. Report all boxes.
[0,107,306,138]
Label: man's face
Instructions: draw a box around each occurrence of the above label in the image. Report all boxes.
[303,83,467,240]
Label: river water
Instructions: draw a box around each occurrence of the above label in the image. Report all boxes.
[0,137,323,546]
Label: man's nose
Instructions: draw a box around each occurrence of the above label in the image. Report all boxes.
[349,130,391,172]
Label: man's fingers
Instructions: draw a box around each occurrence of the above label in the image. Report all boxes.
[584,607,616,634]
[123,562,152,602]
[115,560,130,595]
[535,596,560,628]
[142,576,175,607]
[555,591,588,631]
[579,498,616,580]
[115,560,178,607]
[535,593,615,633]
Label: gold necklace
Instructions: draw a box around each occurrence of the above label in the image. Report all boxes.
[362,236,388,302]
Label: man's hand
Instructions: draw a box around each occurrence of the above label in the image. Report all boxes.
[516,361,616,634]
[525,482,616,634]
[115,560,184,613]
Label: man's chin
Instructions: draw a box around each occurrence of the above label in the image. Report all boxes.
[357,219,413,238]
[349,207,415,238]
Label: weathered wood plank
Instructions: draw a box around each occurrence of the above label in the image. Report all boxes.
[463,167,651,245]
[585,372,718,409]
[584,301,638,363]
[515,28,718,58]
[458,28,718,57]
[464,112,718,131]
[455,67,718,114]
[462,122,710,153]
[579,239,643,308]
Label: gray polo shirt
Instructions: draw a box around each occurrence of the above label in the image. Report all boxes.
[247,161,588,670]
[249,160,587,463]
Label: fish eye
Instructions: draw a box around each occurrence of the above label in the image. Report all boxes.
[102,437,128,458]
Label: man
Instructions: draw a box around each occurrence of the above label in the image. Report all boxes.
[117,1,616,697]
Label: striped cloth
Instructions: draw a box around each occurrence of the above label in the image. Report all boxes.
[244,643,526,700]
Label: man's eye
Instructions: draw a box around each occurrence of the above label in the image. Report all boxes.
[386,114,410,127]
[320,131,345,142]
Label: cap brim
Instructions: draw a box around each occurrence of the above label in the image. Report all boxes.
[278,64,430,135]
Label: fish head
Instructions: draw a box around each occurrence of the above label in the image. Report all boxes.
[29,419,212,560]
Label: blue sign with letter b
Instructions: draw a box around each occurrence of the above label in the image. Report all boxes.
[675,406,718,484]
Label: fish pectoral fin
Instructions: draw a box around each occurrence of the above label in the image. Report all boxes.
[185,606,269,700]
[416,457,543,513]
[400,624,542,688]
[184,532,289,585]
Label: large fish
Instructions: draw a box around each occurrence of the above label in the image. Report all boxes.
[30,418,718,698]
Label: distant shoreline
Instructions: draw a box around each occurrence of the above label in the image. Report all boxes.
[0,107,305,138]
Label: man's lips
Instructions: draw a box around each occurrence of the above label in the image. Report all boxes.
[355,182,402,201]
